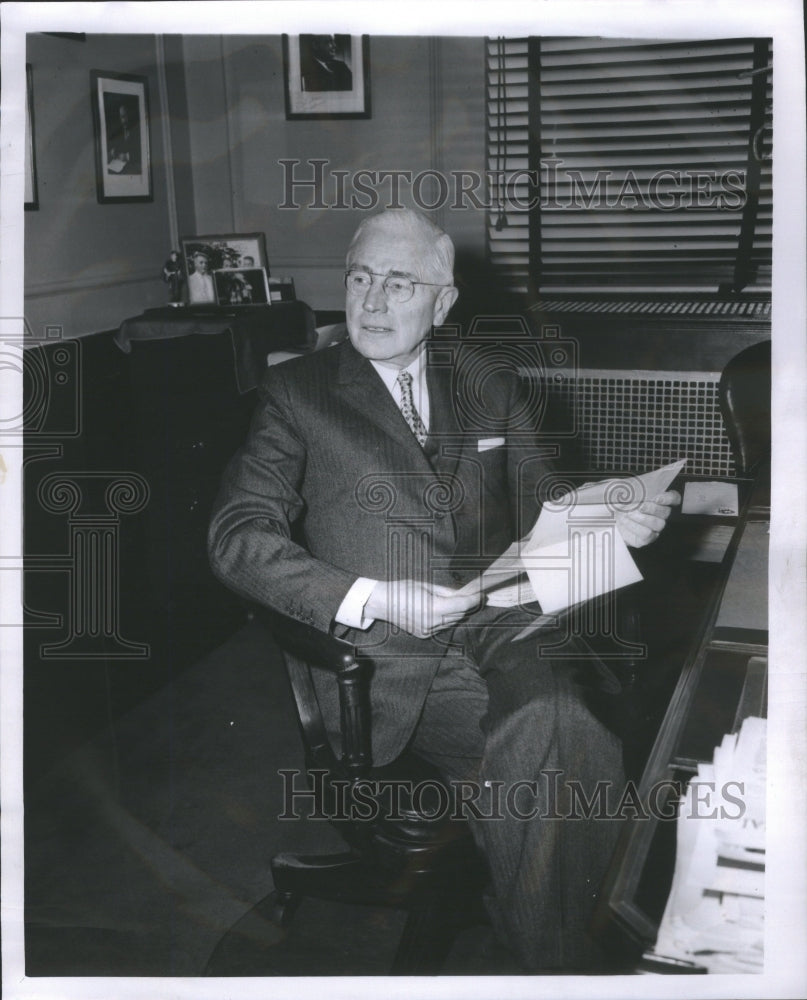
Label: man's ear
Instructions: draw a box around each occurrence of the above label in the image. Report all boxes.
[432,285,459,327]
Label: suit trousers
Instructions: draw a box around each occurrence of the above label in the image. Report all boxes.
[409,605,626,971]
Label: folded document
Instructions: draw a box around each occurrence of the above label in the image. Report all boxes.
[459,459,686,628]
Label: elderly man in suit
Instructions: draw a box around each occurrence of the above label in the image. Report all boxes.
[209,208,678,970]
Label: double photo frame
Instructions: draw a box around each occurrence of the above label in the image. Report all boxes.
[180,232,270,306]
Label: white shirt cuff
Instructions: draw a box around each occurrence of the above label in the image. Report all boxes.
[335,577,378,630]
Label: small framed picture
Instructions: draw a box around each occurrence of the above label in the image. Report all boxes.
[180,233,268,305]
[25,64,38,210]
[283,35,370,120]
[213,268,271,306]
[90,70,152,203]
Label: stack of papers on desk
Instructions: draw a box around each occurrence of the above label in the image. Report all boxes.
[652,716,766,973]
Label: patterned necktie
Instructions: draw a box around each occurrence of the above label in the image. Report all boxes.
[396,370,428,446]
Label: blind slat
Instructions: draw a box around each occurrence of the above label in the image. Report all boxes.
[486,35,772,294]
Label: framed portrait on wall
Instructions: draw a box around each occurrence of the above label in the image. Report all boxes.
[90,70,153,203]
[283,34,370,119]
[24,64,38,210]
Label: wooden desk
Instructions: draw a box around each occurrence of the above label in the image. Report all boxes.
[594,477,769,966]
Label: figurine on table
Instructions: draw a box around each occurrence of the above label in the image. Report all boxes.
[162,250,185,305]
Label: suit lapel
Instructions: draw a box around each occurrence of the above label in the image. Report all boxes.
[335,341,435,466]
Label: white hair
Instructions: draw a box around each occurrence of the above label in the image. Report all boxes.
[347,209,455,284]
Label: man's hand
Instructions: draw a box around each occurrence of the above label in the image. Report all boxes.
[365,579,480,639]
[615,490,681,548]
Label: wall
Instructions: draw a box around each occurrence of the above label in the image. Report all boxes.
[179,35,487,309]
[23,32,489,333]
[24,33,175,339]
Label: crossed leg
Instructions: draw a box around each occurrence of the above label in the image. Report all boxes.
[411,610,626,971]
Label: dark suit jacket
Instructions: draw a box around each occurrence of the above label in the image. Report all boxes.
[209,338,555,763]
[301,58,353,92]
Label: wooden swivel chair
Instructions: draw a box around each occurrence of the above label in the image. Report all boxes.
[718,339,771,476]
[207,609,488,975]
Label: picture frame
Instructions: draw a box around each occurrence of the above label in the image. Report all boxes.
[24,64,38,210]
[90,70,152,203]
[180,233,269,305]
[213,267,271,307]
[283,34,370,120]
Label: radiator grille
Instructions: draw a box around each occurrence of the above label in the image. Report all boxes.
[544,371,736,477]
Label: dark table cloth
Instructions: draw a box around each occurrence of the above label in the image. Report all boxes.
[115,302,316,393]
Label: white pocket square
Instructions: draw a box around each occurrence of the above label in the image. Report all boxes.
[478,437,505,452]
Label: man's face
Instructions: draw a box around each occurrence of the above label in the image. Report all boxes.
[193,254,209,274]
[345,222,456,369]
[312,36,338,61]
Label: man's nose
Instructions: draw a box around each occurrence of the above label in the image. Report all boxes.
[362,279,388,312]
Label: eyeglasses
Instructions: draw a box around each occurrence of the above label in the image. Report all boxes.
[344,269,450,304]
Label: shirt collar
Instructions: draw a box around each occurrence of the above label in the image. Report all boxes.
[370,344,426,392]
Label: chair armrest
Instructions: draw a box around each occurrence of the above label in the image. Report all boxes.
[259,608,371,777]
[263,608,357,674]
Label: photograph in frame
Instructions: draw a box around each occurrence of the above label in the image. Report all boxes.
[2,4,806,1000]
[283,34,370,118]
[213,267,271,306]
[90,69,152,203]
[180,233,268,304]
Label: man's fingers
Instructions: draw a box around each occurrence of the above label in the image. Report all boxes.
[628,500,672,530]
[616,509,665,548]
[651,489,681,507]
[627,509,668,532]
[430,586,480,611]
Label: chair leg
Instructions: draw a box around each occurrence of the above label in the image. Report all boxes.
[390,900,462,975]
[263,888,302,928]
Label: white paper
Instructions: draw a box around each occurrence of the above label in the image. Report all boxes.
[682,480,739,516]
[521,502,644,614]
[540,458,686,514]
[654,717,767,971]
[459,460,685,625]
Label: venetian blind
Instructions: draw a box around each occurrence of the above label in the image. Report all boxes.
[487,37,772,296]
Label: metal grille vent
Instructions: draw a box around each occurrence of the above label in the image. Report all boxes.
[545,372,736,477]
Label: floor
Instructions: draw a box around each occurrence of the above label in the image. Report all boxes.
[22,619,518,978]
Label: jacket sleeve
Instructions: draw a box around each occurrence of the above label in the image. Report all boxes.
[208,367,357,634]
